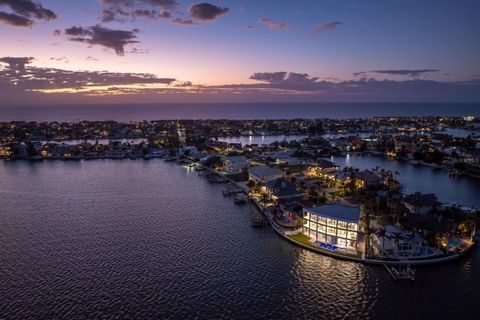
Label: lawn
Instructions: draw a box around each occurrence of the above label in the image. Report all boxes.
[286,233,361,258]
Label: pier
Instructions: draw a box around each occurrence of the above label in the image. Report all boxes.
[384,264,416,282]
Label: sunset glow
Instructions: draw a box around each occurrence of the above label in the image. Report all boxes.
[1,0,479,104]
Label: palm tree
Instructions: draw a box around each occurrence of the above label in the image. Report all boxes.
[377,227,387,257]
[361,203,373,258]
[364,226,376,258]
[260,192,269,210]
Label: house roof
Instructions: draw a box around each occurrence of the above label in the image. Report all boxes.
[316,159,338,169]
[249,165,281,177]
[225,155,248,161]
[356,171,382,183]
[266,178,303,198]
[304,204,361,223]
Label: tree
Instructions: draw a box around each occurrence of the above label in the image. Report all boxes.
[204,156,223,169]
[260,192,269,209]
[377,227,387,257]
[361,203,374,258]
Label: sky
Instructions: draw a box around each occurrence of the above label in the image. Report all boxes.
[0,0,479,105]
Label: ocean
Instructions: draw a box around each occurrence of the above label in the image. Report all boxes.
[0,103,478,122]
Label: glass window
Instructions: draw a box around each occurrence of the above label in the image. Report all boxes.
[348,223,358,231]
[327,227,337,236]
[318,224,326,233]
[337,221,348,229]
[318,216,327,224]
[337,238,348,247]
[317,232,326,241]
[337,229,347,238]
[347,231,357,240]
[310,222,318,231]
[327,218,337,227]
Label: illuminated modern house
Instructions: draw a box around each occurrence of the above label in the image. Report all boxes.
[302,204,361,249]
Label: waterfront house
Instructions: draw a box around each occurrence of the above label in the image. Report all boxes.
[371,225,429,258]
[403,193,439,215]
[302,204,361,249]
[222,156,250,173]
[248,165,282,184]
[264,151,301,166]
[306,159,339,177]
[0,144,13,159]
[355,170,383,190]
[265,178,305,202]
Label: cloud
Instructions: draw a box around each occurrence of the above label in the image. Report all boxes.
[250,72,287,82]
[352,71,366,77]
[49,56,69,63]
[0,11,32,27]
[0,0,56,27]
[193,71,480,103]
[370,69,440,77]
[258,18,291,31]
[354,69,440,78]
[171,17,197,25]
[0,56,190,96]
[64,25,140,56]
[1,60,479,103]
[188,3,229,21]
[0,56,34,70]
[308,21,342,36]
[99,0,177,22]
[240,25,254,30]
[100,0,177,9]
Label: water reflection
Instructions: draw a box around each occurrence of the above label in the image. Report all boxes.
[0,160,478,319]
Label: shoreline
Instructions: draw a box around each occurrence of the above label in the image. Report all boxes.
[244,187,476,266]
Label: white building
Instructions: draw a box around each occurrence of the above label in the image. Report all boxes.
[303,204,361,249]
[222,156,250,173]
[371,225,429,258]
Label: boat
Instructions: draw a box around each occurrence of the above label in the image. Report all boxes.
[234,193,248,204]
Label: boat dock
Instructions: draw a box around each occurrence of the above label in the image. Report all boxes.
[384,264,416,282]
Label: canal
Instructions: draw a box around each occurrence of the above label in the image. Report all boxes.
[330,154,480,208]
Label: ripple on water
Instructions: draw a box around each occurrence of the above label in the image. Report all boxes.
[0,160,479,320]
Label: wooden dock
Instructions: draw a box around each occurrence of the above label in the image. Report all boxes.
[384,264,416,282]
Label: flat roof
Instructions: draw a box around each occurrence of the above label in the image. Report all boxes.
[304,204,361,223]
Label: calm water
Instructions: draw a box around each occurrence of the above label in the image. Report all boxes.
[1,103,479,121]
[442,128,477,138]
[331,154,480,208]
[0,160,479,319]
[218,135,307,146]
